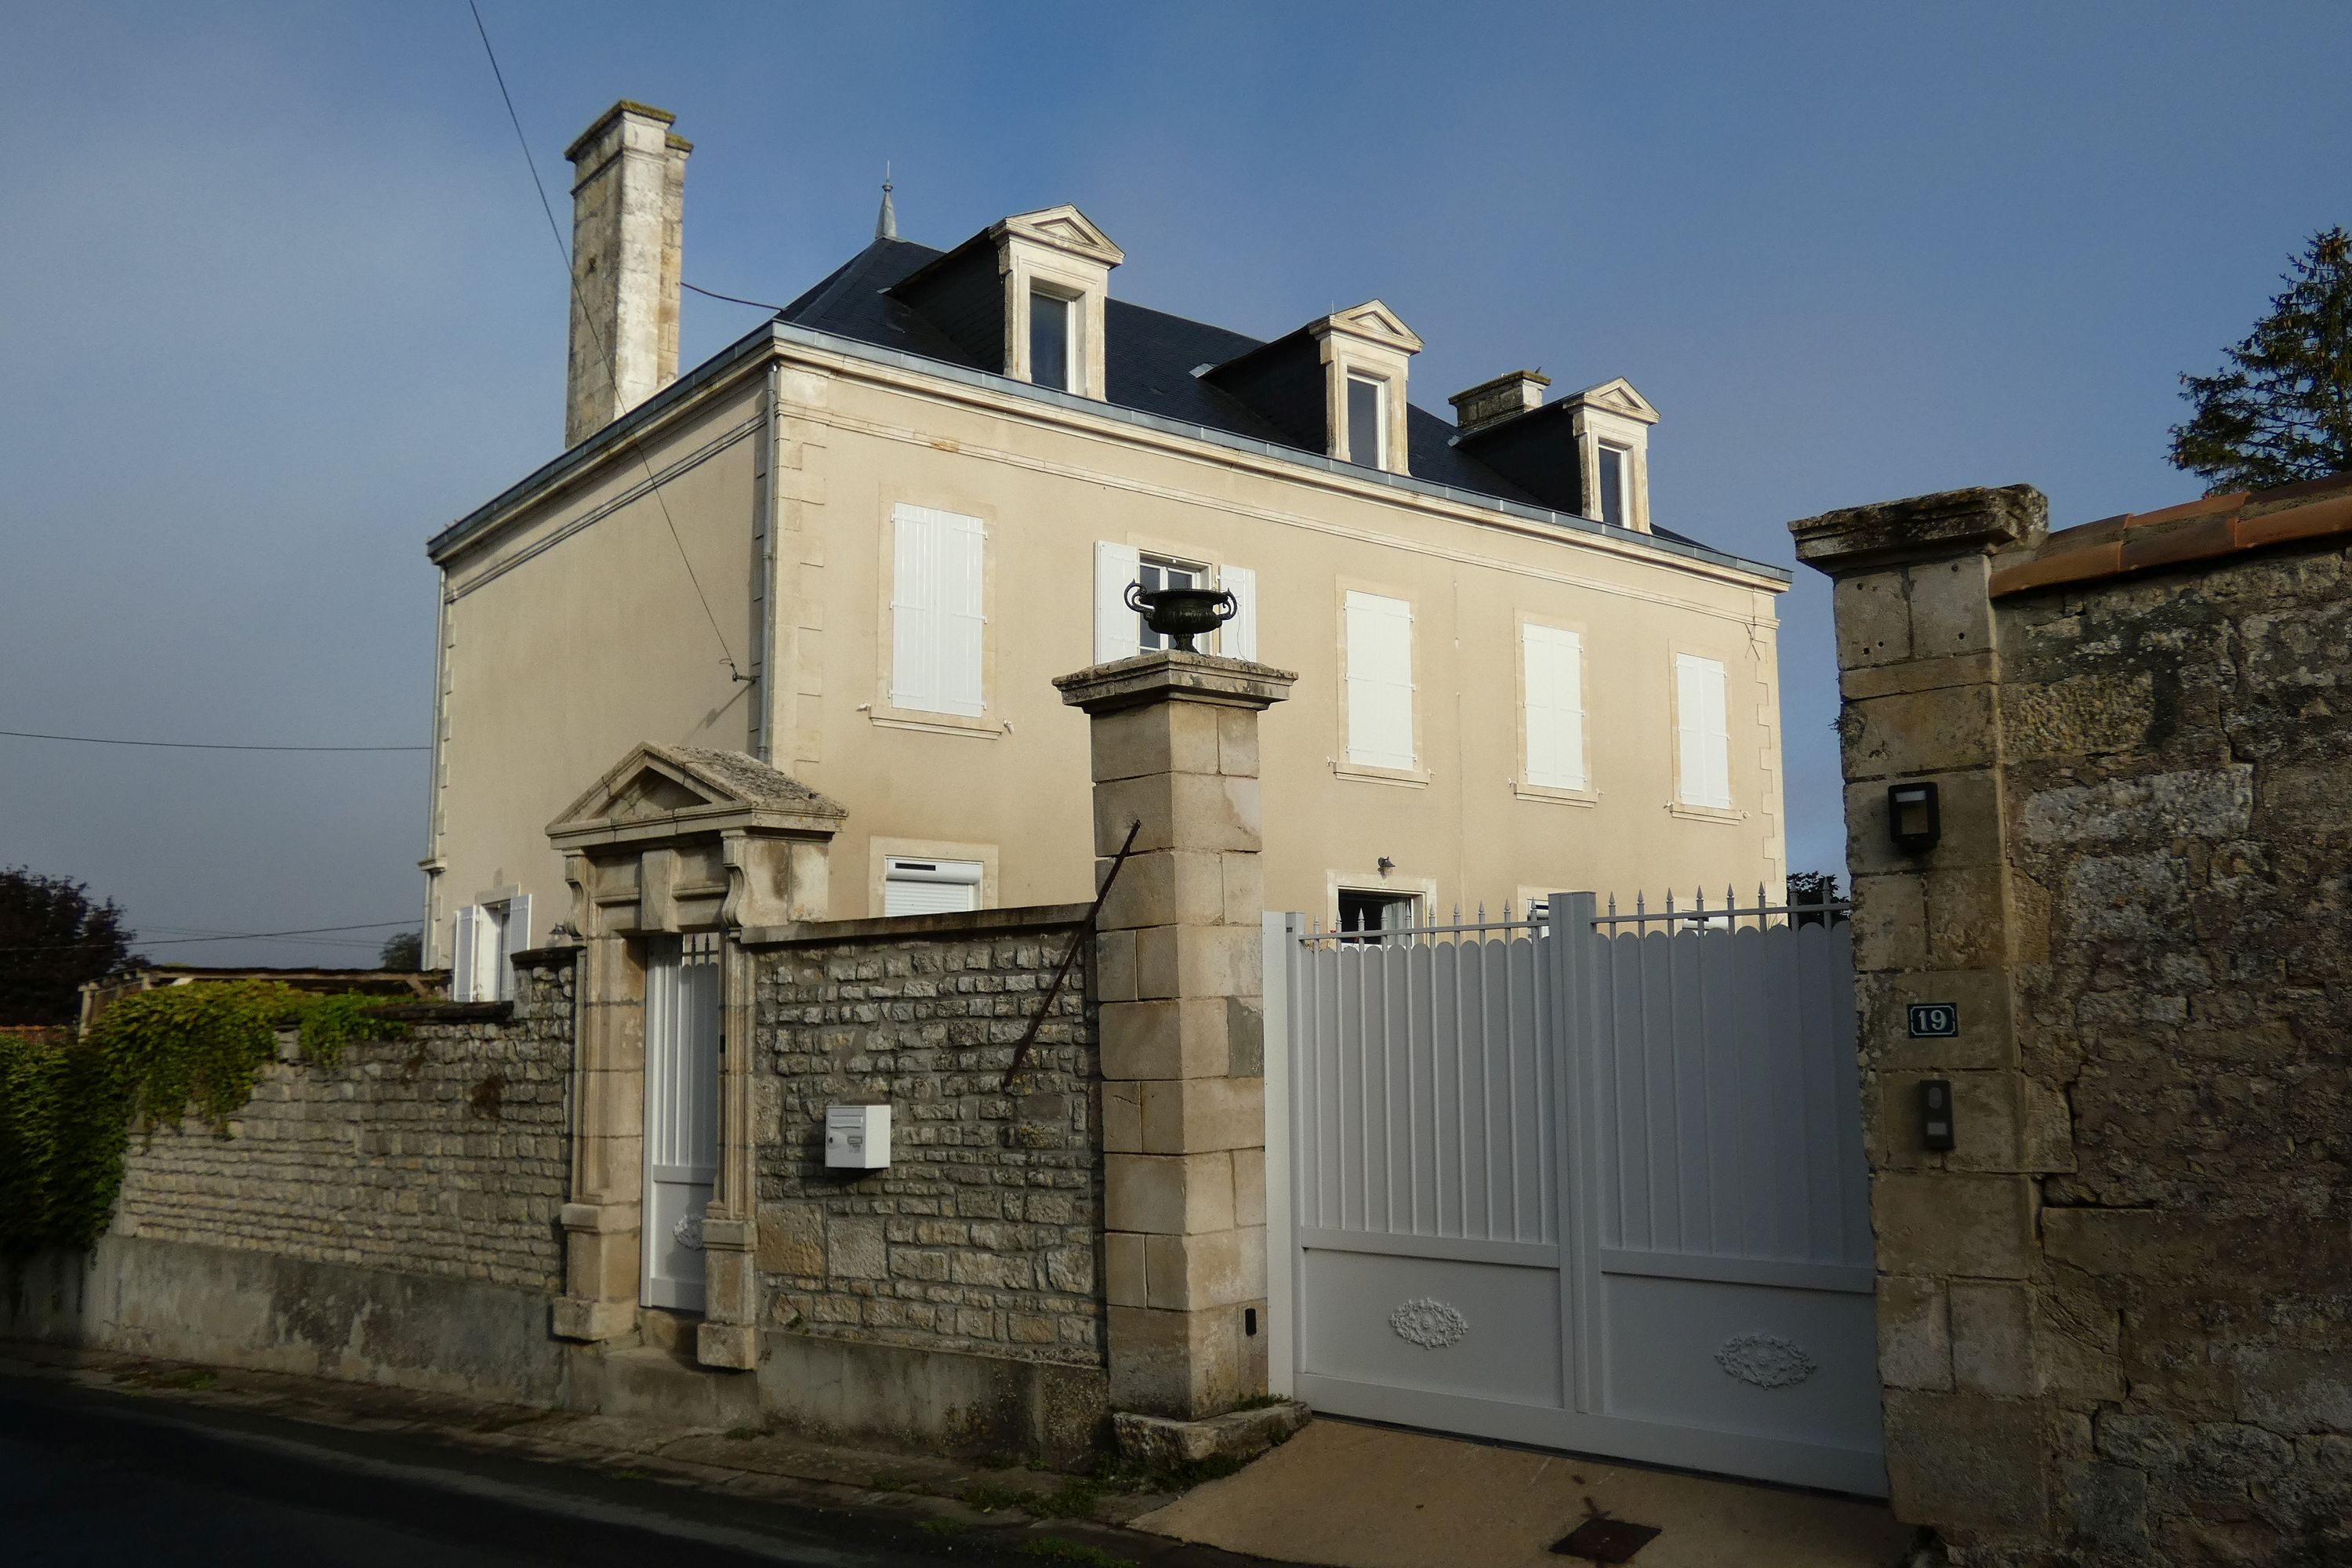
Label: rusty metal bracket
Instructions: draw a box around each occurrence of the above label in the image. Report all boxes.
[1000,818,1142,1089]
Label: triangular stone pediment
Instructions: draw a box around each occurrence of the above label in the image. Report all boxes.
[1567,376,1661,424]
[1000,205,1125,267]
[548,742,845,843]
[1316,299,1425,354]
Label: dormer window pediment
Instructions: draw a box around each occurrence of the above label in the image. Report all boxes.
[1309,299,1421,476]
[994,205,1120,399]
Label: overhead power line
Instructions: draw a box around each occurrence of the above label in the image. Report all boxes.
[466,0,750,686]
[0,919,419,955]
[684,281,785,312]
[0,728,426,753]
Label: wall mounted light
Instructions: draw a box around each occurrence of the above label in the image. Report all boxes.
[1887,782,1942,851]
[1376,855,1395,877]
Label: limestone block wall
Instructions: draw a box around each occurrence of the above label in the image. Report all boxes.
[113,953,576,1294]
[1797,481,2352,1567]
[750,907,1104,1370]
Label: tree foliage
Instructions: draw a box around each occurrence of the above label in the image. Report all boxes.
[377,930,423,970]
[0,981,406,1253]
[2170,227,2352,493]
[0,867,137,1026]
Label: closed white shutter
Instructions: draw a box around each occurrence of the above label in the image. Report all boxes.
[1523,624,1587,790]
[939,511,985,716]
[891,504,985,717]
[500,893,532,1001]
[1676,654,1732,808]
[884,858,984,916]
[452,905,478,1001]
[1221,564,1258,661]
[1094,540,1142,664]
[1344,591,1415,770]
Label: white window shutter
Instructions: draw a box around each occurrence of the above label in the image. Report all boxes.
[1221,564,1258,661]
[1093,540,1142,664]
[452,906,478,1001]
[1344,591,1415,771]
[501,894,532,1001]
[889,505,938,713]
[940,512,986,716]
[1676,654,1731,808]
[1523,625,1586,791]
[890,505,985,717]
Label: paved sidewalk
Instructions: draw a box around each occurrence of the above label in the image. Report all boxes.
[1133,1417,1916,1568]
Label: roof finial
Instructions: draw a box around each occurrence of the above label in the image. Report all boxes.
[875,162,897,241]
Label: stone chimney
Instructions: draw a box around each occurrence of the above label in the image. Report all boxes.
[563,101,690,448]
[1448,369,1550,434]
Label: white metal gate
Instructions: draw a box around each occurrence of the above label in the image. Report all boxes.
[643,931,721,1312]
[1265,891,1883,1496]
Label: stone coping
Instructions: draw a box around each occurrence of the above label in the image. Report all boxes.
[737,902,1093,949]
[1054,652,1298,714]
[371,1000,515,1024]
[1991,474,2352,597]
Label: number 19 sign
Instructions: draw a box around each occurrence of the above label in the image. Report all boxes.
[1907,1003,1959,1038]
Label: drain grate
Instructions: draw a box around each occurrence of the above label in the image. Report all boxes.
[1551,1515,1663,1562]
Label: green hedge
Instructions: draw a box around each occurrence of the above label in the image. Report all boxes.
[0,982,407,1252]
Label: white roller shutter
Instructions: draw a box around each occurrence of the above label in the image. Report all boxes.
[891,504,985,717]
[1221,564,1258,661]
[1344,591,1415,771]
[1523,624,1587,791]
[884,858,984,916]
[1094,541,1142,664]
[1676,653,1732,808]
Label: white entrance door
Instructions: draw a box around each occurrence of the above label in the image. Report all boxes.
[643,931,721,1312]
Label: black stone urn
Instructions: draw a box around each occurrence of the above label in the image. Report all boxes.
[1123,581,1238,652]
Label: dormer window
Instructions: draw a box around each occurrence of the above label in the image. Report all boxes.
[1029,287,1078,394]
[1346,374,1388,469]
[1596,442,1629,528]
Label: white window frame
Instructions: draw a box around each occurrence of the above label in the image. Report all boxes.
[1673,652,1734,814]
[1135,552,1207,652]
[1027,285,1080,394]
[1518,619,1592,800]
[1596,441,1632,528]
[1345,372,1388,470]
[452,892,530,1002]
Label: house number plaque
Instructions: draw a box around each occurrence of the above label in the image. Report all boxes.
[1907,1003,1959,1038]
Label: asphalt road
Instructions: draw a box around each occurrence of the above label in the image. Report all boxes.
[0,1371,992,1567]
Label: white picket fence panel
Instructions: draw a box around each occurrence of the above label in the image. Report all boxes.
[1265,892,1885,1497]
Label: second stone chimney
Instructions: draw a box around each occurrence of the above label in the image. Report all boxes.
[1448,369,1550,434]
[564,101,690,448]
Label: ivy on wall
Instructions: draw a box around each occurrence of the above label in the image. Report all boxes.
[0,982,408,1253]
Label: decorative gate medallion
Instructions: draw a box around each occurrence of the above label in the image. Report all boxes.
[1714,1332,1817,1388]
[1388,1298,1468,1348]
[671,1214,706,1252]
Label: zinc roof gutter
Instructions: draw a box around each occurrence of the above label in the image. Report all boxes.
[430,319,1794,589]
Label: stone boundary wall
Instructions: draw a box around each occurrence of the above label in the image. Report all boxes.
[111,952,576,1294]
[747,906,1105,1376]
[1797,481,2352,1567]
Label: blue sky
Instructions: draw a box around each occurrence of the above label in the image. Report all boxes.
[5,2,2347,964]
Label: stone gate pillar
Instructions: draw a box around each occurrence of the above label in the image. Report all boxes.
[1790,487,2074,1544]
[1055,650,1295,1421]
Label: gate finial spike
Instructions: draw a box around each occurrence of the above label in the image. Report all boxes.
[1635,891,1646,917]
[1477,902,1486,924]
[1606,893,1617,920]
[1453,903,1461,926]
[1664,888,1675,915]
[1503,899,1512,924]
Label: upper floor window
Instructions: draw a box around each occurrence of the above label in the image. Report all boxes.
[1343,590,1415,771]
[1346,373,1388,469]
[1596,443,1629,528]
[1029,288,1077,393]
[1674,653,1733,810]
[889,503,986,717]
[1137,554,1204,651]
[454,894,531,1002]
[1521,624,1588,793]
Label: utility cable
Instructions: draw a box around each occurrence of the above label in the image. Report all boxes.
[466,0,749,684]
[0,919,419,954]
[684,281,785,312]
[0,729,426,753]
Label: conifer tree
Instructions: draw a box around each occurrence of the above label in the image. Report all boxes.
[2169,227,2352,492]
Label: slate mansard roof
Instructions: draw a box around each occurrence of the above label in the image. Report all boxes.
[781,238,1723,554]
[434,234,1784,582]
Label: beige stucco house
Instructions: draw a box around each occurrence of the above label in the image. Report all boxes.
[420,100,1792,982]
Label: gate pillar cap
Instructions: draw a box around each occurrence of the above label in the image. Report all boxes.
[1789,485,2048,575]
[1056,651,1297,716]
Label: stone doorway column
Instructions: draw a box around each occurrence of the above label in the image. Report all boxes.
[1054,651,1295,1421]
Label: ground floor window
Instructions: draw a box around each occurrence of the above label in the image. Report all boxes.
[1338,887,1421,941]
[883,856,984,916]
